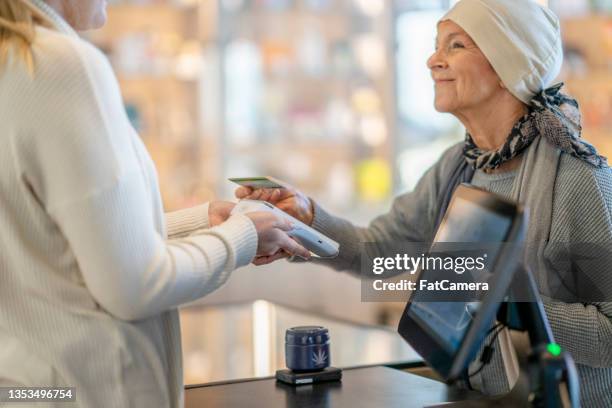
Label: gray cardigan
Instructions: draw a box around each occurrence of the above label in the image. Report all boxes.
[310,142,612,407]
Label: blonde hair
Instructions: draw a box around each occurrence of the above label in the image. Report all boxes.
[0,0,53,72]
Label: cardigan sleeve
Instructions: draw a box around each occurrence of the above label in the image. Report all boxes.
[165,204,210,239]
[542,155,612,367]
[19,31,258,321]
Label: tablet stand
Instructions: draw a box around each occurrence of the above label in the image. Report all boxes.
[496,265,581,408]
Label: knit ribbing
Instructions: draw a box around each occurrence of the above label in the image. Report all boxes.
[166,203,211,239]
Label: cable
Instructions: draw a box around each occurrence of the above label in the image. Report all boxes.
[486,322,504,336]
[468,322,507,378]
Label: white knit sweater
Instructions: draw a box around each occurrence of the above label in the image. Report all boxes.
[0,7,258,408]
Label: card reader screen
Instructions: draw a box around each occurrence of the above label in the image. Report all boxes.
[407,196,513,354]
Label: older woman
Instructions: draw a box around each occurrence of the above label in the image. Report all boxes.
[238,0,612,405]
[0,0,310,407]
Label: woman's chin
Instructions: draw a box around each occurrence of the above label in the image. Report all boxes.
[81,6,108,30]
[433,100,453,113]
[92,16,107,29]
[71,14,107,31]
[92,8,108,29]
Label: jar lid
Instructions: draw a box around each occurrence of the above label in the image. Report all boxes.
[285,326,330,346]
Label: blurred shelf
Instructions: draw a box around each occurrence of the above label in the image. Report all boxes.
[222,7,351,19]
[564,70,612,84]
[226,139,356,149]
[118,75,199,83]
[92,5,198,39]
[109,2,198,10]
[560,14,612,23]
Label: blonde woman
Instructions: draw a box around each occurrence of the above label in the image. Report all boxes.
[0,1,309,406]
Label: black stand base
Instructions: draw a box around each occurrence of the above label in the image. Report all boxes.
[497,266,580,408]
[275,367,342,386]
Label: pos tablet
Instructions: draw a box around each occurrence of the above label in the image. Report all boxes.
[397,184,527,382]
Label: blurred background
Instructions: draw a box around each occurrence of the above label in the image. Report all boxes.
[85,0,611,383]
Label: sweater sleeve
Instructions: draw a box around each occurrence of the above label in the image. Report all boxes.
[165,204,210,239]
[543,156,612,367]
[19,32,258,321]
[308,144,462,274]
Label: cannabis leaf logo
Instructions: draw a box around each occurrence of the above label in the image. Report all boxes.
[312,349,328,366]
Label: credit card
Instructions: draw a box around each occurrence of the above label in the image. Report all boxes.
[228,176,287,189]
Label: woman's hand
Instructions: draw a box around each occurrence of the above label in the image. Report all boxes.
[244,211,311,260]
[235,182,314,226]
[252,250,291,266]
[208,201,236,227]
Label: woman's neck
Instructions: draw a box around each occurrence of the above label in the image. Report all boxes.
[457,97,528,151]
[40,0,65,17]
[30,0,77,36]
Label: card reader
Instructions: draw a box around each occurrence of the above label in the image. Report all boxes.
[231,200,340,258]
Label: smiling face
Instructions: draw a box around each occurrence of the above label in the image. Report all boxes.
[45,0,108,30]
[427,20,505,116]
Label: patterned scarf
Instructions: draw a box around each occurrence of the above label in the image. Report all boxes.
[463,83,608,170]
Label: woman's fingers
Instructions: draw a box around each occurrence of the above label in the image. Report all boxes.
[273,217,294,232]
[249,189,264,200]
[279,234,311,259]
[245,212,310,260]
[235,186,253,199]
[252,189,277,202]
[259,189,276,202]
[252,251,290,266]
[252,257,270,266]
[271,189,281,201]
[252,255,269,266]
[208,201,236,227]
[235,186,293,204]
